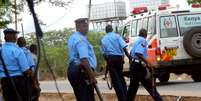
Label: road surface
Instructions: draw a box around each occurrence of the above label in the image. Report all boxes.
[40,79,201,97]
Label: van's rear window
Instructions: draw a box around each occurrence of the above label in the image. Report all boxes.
[178,14,201,36]
[160,16,178,38]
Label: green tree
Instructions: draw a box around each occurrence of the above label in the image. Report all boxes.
[27,29,106,78]
[188,0,201,5]
[0,0,12,28]
[0,0,75,28]
[40,28,72,77]
[26,28,72,78]
[87,32,106,73]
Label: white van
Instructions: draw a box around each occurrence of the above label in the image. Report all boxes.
[120,5,201,82]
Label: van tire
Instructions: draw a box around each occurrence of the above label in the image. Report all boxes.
[183,27,201,58]
[159,72,170,83]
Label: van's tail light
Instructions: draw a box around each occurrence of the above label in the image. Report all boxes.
[155,48,161,62]
[156,48,161,55]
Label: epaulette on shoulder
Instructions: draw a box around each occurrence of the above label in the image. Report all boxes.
[75,34,85,44]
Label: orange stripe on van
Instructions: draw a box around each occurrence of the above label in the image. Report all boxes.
[151,38,157,48]
[147,49,157,63]
[147,35,158,63]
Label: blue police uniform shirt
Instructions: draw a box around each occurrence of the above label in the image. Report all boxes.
[67,31,97,69]
[21,47,35,70]
[0,42,30,78]
[101,32,127,56]
[130,36,148,59]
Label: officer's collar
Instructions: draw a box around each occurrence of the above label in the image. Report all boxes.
[76,31,87,37]
[108,32,114,34]
[139,36,146,40]
[5,42,17,45]
[4,42,18,47]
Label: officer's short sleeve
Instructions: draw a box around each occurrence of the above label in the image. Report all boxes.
[17,50,30,72]
[135,40,146,55]
[76,40,89,59]
[118,36,127,48]
[27,52,35,67]
[101,40,106,55]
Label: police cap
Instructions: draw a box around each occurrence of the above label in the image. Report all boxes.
[75,18,89,24]
[3,28,19,35]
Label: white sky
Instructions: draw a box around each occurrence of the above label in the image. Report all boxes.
[8,0,189,34]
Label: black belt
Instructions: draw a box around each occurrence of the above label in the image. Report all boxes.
[132,59,146,65]
[107,55,123,58]
[106,55,124,62]
[2,75,25,81]
[69,61,95,71]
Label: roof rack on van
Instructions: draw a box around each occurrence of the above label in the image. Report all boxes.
[171,10,190,13]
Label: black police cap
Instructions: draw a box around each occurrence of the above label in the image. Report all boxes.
[75,18,89,24]
[3,28,19,34]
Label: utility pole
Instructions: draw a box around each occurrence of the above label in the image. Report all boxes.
[114,0,116,17]
[21,23,24,37]
[14,0,17,30]
[88,0,92,19]
[114,0,118,32]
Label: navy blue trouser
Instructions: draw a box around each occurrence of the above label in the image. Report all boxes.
[107,55,127,101]
[1,75,32,101]
[127,62,163,101]
[67,63,95,101]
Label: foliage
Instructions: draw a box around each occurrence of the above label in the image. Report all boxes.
[0,0,75,29]
[27,29,106,77]
[87,32,106,72]
[39,28,72,77]
[0,0,12,28]
[187,0,201,5]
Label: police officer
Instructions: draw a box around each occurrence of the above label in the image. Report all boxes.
[101,25,131,101]
[29,44,38,65]
[17,37,35,71]
[0,28,33,101]
[67,18,97,101]
[127,28,163,101]
[17,37,40,101]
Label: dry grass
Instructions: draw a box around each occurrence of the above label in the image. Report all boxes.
[39,93,201,101]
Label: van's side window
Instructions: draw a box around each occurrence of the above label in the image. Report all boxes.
[118,26,124,34]
[122,25,131,38]
[178,14,201,36]
[148,16,156,35]
[131,20,137,37]
[160,16,178,38]
[137,19,143,35]
[142,18,148,30]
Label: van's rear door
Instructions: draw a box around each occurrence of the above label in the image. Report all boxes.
[159,15,183,60]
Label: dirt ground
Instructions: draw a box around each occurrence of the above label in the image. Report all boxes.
[39,73,194,101]
[39,93,201,101]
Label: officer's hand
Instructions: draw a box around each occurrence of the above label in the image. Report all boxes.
[147,62,155,71]
[129,59,132,65]
[24,69,33,77]
[89,72,97,86]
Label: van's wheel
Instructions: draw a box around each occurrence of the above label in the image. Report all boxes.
[183,27,201,58]
[192,67,201,82]
[159,72,170,83]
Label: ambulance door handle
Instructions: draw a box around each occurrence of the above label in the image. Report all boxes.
[159,40,161,45]
[172,39,179,41]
